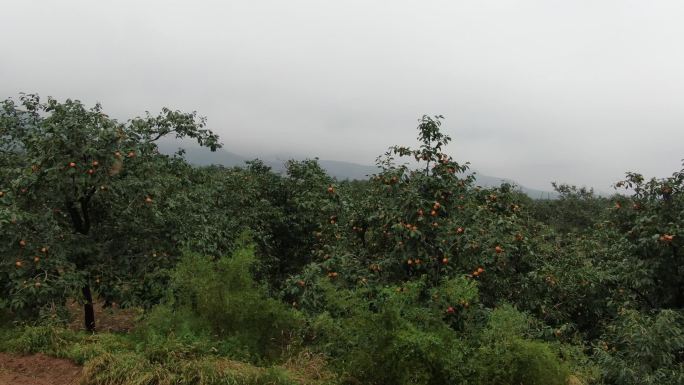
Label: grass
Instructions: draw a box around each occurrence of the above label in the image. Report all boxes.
[0,325,337,385]
[81,352,300,385]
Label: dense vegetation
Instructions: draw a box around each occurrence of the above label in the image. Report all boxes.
[1,95,682,385]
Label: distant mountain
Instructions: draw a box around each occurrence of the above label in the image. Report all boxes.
[315,160,380,180]
[157,140,382,178]
[470,174,558,199]
[158,141,250,167]
[158,141,558,199]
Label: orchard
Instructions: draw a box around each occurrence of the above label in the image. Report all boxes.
[1,96,682,385]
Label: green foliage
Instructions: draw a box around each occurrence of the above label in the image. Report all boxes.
[529,183,609,234]
[0,325,310,385]
[469,305,571,385]
[2,102,682,384]
[308,289,577,385]
[81,353,300,385]
[0,324,78,355]
[140,243,303,361]
[287,115,535,310]
[595,309,684,385]
[0,94,221,328]
[0,324,132,364]
[609,166,684,310]
[308,279,468,385]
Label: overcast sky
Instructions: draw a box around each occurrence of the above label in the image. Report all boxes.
[2,1,683,190]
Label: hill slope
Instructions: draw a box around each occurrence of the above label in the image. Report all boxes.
[158,141,558,198]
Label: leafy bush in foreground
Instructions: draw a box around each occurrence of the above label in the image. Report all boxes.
[305,276,577,385]
[469,305,571,385]
[139,243,303,362]
[595,309,684,385]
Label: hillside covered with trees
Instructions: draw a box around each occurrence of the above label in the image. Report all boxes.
[1,95,682,385]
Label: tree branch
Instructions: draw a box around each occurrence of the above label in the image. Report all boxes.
[66,200,84,234]
[151,129,176,142]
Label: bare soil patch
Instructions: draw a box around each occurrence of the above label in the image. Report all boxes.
[0,353,81,385]
[67,299,141,333]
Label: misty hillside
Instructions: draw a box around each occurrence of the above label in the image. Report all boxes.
[158,141,558,199]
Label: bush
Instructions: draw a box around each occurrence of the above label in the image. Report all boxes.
[308,278,472,385]
[595,309,684,385]
[139,243,303,362]
[468,305,571,385]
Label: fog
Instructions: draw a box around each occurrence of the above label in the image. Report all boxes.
[2,0,683,190]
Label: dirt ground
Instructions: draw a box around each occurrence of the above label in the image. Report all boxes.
[66,299,141,333]
[0,298,139,385]
[0,297,141,385]
[0,353,82,385]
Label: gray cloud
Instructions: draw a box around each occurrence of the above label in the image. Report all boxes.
[2,0,683,190]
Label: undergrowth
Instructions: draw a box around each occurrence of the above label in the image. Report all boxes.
[0,244,592,385]
[0,244,331,385]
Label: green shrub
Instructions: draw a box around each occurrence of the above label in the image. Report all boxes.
[138,244,303,361]
[469,305,571,385]
[309,279,470,385]
[471,338,570,385]
[595,309,684,385]
[312,310,465,385]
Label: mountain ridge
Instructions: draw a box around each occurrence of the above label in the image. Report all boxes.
[158,140,559,199]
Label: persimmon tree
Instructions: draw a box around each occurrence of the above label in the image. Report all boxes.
[288,115,537,313]
[0,94,220,331]
[610,164,684,309]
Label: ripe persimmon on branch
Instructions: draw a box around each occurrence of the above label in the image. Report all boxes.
[0,94,221,331]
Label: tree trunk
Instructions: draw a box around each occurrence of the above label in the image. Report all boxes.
[82,285,95,332]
